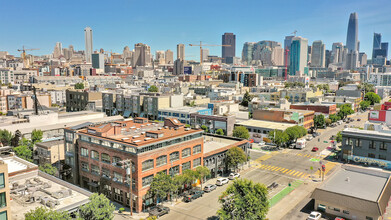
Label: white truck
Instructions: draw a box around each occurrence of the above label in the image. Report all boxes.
[295,139,306,149]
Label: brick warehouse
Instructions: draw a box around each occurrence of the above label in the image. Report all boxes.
[65,117,206,212]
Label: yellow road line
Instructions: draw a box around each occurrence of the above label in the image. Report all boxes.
[275,167,282,171]
[291,171,300,176]
[282,169,289,173]
[286,170,295,175]
[271,167,279,171]
[294,171,302,177]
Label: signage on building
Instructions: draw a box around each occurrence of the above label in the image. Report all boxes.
[370,111,379,119]
[352,155,391,169]
[184,66,192,74]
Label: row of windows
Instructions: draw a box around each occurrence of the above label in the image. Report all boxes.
[141,145,202,172]
[138,133,203,154]
[368,153,387,160]
[346,138,388,151]
[141,158,201,187]
[81,162,125,183]
[158,111,190,118]
[81,147,123,165]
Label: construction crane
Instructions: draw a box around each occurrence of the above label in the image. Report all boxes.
[291,30,297,37]
[17,46,39,68]
[188,41,231,71]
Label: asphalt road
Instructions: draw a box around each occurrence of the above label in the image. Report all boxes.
[159,112,369,220]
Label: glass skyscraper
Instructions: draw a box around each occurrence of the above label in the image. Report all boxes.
[346,12,358,52]
[222,33,236,63]
[289,37,308,76]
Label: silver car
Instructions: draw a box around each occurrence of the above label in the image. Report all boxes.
[204,184,217,192]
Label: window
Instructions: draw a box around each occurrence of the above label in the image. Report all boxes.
[156,155,167,167]
[91,150,99,160]
[379,155,387,160]
[358,139,362,147]
[81,148,89,157]
[102,141,110,147]
[142,175,154,187]
[380,142,387,151]
[0,211,7,220]
[113,156,121,165]
[101,153,111,164]
[91,138,100,144]
[114,172,123,183]
[193,158,201,167]
[368,153,376,158]
[182,161,191,171]
[142,159,154,172]
[182,148,191,158]
[81,162,89,172]
[102,168,110,179]
[91,165,99,175]
[66,143,75,153]
[65,132,73,142]
[0,173,4,189]
[193,145,201,155]
[0,193,6,208]
[369,141,375,149]
[80,135,90,142]
[170,151,180,162]
[169,165,180,176]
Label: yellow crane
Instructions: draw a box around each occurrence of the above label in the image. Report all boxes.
[17,46,39,68]
[188,41,230,67]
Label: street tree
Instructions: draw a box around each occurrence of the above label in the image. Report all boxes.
[216,129,224,135]
[240,91,251,107]
[201,125,209,133]
[0,129,13,146]
[284,126,300,142]
[31,129,43,145]
[39,163,58,176]
[74,83,84,89]
[325,118,332,126]
[183,169,198,187]
[14,144,32,162]
[148,85,159,93]
[337,104,354,119]
[226,147,247,172]
[78,193,115,220]
[25,206,71,220]
[268,130,289,148]
[217,179,269,220]
[195,166,211,189]
[359,100,370,111]
[314,115,326,128]
[336,131,342,143]
[329,114,341,123]
[232,126,250,139]
[149,172,174,203]
[364,92,381,105]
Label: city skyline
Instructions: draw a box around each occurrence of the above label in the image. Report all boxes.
[1,0,391,59]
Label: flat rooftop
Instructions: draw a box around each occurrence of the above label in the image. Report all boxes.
[235,119,296,130]
[159,106,209,113]
[2,157,30,174]
[203,136,239,155]
[319,168,388,202]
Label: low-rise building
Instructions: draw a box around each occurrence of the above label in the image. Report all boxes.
[66,89,101,112]
[252,109,314,129]
[158,106,211,124]
[35,139,65,176]
[290,103,337,116]
[190,113,236,136]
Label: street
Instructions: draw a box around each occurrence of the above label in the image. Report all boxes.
[157,112,369,220]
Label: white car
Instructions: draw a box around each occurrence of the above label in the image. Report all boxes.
[307,211,322,220]
[216,178,229,186]
[228,173,240,180]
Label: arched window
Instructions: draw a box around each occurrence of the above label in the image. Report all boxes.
[101,153,110,164]
[170,151,179,162]
[142,159,154,172]
[156,155,167,167]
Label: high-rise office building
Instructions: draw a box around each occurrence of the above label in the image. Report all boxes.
[359,52,367,66]
[165,49,174,64]
[331,42,344,63]
[53,42,63,59]
[241,42,256,65]
[84,27,93,63]
[252,41,283,66]
[92,53,105,69]
[177,44,185,60]
[346,12,358,52]
[155,51,165,64]
[201,48,209,61]
[133,43,151,67]
[345,50,359,69]
[311,40,326,68]
[289,36,308,76]
[222,33,236,63]
[284,36,295,66]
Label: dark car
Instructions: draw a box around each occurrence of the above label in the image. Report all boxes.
[183,190,204,202]
[148,205,170,217]
[357,118,361,121]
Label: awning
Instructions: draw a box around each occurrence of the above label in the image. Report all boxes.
[123,110,131,118]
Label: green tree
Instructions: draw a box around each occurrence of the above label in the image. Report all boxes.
[195,166,211,189]
[148,85,159,93]
[74,82,84,89]
[201,125,209,133]
[359,100,370,111]
[79,193,115,220]
[14,144,32,162]
[232,126,250,139]
[31,129,43,145]
[358,83,375,93]
[217,179,269,220]
[268,130,289,148]
[364,92,381,105]
[185,124,191,128]
[329,114,341,123]
[336,131,342,143]
[216,129,224,135]
[240,91,251,107]
[314,114,326,129]
[226,147,247,172]
[325,118,332,126]
[337,104,354,119]
[189,100,196,107]
[25,206,71,220]
[149,172,174,204]
[284,96,290,101]
[39,163,58,176]
[0,129,13,146]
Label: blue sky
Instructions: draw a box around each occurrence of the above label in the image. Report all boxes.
[1,0,390,59]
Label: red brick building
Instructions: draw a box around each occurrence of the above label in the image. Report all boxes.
[290,103,337,116]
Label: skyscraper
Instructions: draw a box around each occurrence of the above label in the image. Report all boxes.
[331,42,344,63]
[165,49,174,64]
[177,44,185,60]
[53,42,62,59]
[289,36,308,76]
[133,43,151,67]
[241,42,256,65]
[201,48,209,61]
[84,27,93,63]
[346,12,358,52]
[373,33,382,58]
[284,36,295,66]
[311,40,326,68]
[222,33,236,63]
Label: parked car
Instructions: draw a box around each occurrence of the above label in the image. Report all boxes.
[216,178,229,186]
[335,218,345,220]
[307,211,322,220]
[306,136,313,141]
[148,205,170,217]
[357,118,361,121]
[228,173,240,180]
[204,184,217,192]
[312,147,319,152]
[183,190,204,202]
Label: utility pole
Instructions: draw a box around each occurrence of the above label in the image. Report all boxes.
[118,159,133,216]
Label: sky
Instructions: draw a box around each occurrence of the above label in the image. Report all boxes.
[1,0,391,60]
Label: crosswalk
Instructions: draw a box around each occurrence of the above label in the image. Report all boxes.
[296,153,326,160]
[255,164,311,179]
